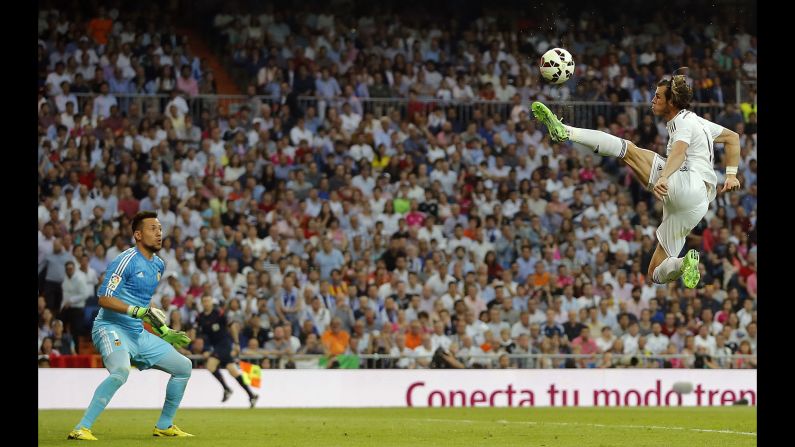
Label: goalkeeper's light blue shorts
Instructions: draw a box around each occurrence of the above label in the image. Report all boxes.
[92,322,173,370]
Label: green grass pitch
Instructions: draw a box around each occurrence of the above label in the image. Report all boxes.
[39,407,756,446]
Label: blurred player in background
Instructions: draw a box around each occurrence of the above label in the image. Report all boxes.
[197,294,259,408]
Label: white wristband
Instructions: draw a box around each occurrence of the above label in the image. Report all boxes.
[726,166,738,176]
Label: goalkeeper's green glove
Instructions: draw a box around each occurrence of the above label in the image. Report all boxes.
[127,305,151,319]
[127,306,167,328]
[127,306,191,348]
[160,328,192,348]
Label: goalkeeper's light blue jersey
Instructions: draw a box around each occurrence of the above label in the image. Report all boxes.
[95,247,166,333]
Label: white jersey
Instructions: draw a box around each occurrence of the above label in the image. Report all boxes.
[665,110,724,201]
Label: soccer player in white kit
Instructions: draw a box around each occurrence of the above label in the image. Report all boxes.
[532,74,742,289]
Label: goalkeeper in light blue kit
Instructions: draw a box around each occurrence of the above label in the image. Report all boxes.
[68,211,194,441]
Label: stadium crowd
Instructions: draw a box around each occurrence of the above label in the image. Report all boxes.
[211,2,756,105]
[37,1,756,369]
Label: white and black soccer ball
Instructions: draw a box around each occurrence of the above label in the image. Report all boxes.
[539,48,575,84]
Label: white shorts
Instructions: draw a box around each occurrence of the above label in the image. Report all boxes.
[649,155,709,257]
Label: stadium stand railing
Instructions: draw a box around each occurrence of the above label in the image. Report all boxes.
[71,93,735,130]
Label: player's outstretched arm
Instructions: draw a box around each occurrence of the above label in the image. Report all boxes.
[715,128,742,192]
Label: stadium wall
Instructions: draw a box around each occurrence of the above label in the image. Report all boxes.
[39,369,756,409]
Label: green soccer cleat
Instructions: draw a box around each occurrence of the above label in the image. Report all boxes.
[531,101,570,142]
[67,427,98,441]
[153,425,195,437]
[681,249,701,289]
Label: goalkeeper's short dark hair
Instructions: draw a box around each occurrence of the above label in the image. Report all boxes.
[132,211,158,233]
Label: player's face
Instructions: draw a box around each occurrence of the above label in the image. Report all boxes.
[136,218,163,252]
[651,86,670,116]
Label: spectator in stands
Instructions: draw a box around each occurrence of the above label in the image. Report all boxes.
[92,82,117,120]
[743,322,757,354]
[43,239,74,311]
[562,310,586,341]
[571,327,599,358]
[200,70,217,94]
[733,340,756,369]
[263,325,293,359]
[50,319,76,355]
[595,326,616,354]
[38,308,54,351]
[321,317,350,356]
[60,260,90,336]
[177,65,199,97]
[39,336,61,358]
[314,238,345,281]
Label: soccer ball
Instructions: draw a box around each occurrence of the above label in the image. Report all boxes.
[539,48,575,84]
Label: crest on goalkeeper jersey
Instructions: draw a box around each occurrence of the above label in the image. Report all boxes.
[108,273,122,291]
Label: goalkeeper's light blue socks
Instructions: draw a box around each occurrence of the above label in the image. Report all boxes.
[154,350,192,430]
[75,350,130,430]
[74,349,192,431]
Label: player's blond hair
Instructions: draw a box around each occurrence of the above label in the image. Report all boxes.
[657,69,693,110]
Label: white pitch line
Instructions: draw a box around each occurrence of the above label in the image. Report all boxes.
[417,418,756,437]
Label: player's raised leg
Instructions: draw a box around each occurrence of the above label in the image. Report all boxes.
[531,101,659,188]
[68,348,131,441]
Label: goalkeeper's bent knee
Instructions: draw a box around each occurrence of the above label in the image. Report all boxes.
[108,367,129,386]
[172,355,192,379]
[103,350,131,385]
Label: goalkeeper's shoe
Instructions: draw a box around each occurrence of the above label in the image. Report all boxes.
[153,425,194,437]
[67,427,97,441]
[531,102,570,142]
[681,249,701,289]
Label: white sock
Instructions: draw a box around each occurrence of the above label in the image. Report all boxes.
[566,126,628,158]
[652,256,685,284]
